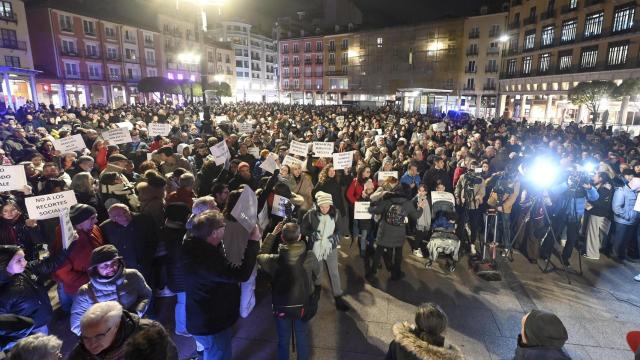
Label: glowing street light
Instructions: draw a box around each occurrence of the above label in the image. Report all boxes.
[499,35,509,43]
[178,52,201,65]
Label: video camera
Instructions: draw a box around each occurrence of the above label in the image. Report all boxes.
[567,161,596,191]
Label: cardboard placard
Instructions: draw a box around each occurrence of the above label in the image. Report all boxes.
[259,155,278,174]
[332,151,353,170]
[148,123,172,137]
[282,155,303,168]
[237,122,254,134]
[102,128,132,145]
[248,147,260,159]
[116,122,134,130]
[431,191,455,205]
[230,186,258,233]
[209,141,231,166]
[0,165,27,192]
[53,134,86,152]
[378,171,398,182]
[289,140,309,157]
[25,190,78,220]
[272,194,292,217]
[312,142,334,157]
[354,201,372,219]
[59,208,77,250]
[215,115,229,124]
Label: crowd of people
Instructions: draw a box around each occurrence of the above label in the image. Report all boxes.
[0,99,639,359]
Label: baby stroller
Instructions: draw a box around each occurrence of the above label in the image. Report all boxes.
[426,191,461,272]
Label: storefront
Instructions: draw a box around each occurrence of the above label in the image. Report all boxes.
[0,66,39,110]
[397,88,454,115]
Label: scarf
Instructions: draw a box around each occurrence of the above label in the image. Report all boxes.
[312,212,334,261]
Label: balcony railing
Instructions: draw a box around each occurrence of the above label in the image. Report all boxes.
[144,40,154,48]
[485,66,498,73]
[61,49,81,57]
[85,52,101,59]
[540,9,556,21]
[109,74,121,81]
[292,47,300,53]
[487,47,499,55]
[304,59,312,65]
[292,74,299,78]
[0,40,26,50]
[124,37,137,44]
[304,47,312,53]
[60,25,74,33]
[292,61,300,66]
[325,70,348,76]
[463,85,475,91]
[124,56,139,63]
[489,30,499,37]
[466,49,479,56]
[0,12,17,23]
[126,74,141,81]
[508,21,521,30]
[281,49,289,54]
[523,16,537,26]
[483,84,497,91]
[502,47,521,56]
[328,46,336,52]
[468,31,480,39]
[106,55,122,61]
[465,67,477,73]
[499,60,640,79]
[105,33,117,41]
[315,59,323,65]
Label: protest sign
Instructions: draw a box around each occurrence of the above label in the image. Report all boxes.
[148,123,172,137]
[342,107,348,112]
[248,147,260,159]
[231,186,258,232]
[375,129,383,135]
[53,134,86,152]
[237,122,254,134]
[146,152,154,161]
[0,165,27,192]
[272,194,292,217]
[375,134,385,143]
[58,208,77,250]
[257,203,269,231]
[312,142,334,157]
[199,112,204,120]
[431,191,455,205]
[209,141,231,166]
[289,140,309,157]
[332,151,353,170]
[378,171,398,182]
[431,122,446,132]
[25,190,78,220]
[282,155,303,168]
[388,115,396,121]
[215,115,229,124]
[116,122,134,130]
[354,202,372,220]
[102,128,132,145]
[259,155,278,174]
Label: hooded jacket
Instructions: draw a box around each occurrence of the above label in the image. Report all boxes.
[369,188,423,248]
[385,322,464,360]
[515,335,571,360]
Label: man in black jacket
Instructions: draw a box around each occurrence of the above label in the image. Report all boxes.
[422,157,453,192]
[182,210,258,360]
[584,172,613,260]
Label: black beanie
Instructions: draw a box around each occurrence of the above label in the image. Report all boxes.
[0,245,21,270]
[524,310,568,348]
[90,245,120,268]
[69,204,97,226]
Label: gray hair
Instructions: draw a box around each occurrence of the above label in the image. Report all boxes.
[70,172,95,195]
[80,301,123,330]
[8,333,62,360]
[192,196,216,216]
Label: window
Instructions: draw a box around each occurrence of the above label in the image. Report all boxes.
[569,0,577,8]
[293,79,299,89]
[293,68,299,77]
[466,78,474,89]
[83,20,96,36]
[541,26,554,46]
[107,47,117,59]
[467,60,476,72]
[490,24,500,37]
[283,68,289,77]
[539,53,551,72]
[305,42,311,52]
[316,79,322,90]
[487,59,497,71]
[292,43,299,53]
[524,31,535,50]
[376,37,383,48]
[1,28,16,47]
[580,47,597,69]
[105,27,116,39]
[316,41,322,52]
[88,63,101,78]
[282,44,288,53]
[608,42,628,66]
[109,66,120,79]
[4,55,18,67]
[584,12,604,38]
[522,56,532,74]
[147,68,157,77]
[61,39,76,54]
[341,52,348,64]
[329,40,335,51]
[341,38,348,50]
[64,62,79,77]
[329,53,336,64]
[612,5,635,33]
[85,44,98,57]
[559,53,572,70]
[145,50,155,65]
[507,58,517,75]
[59,14,73,32]
[329,78,348,90]
[125,48,137,60]
[124,30,136,43]
[144,34,153,45]
[0,1,13,18]
[283,79,289,89]
[235,60,242,67]
[225,55,230,63]
[561,19,577,43]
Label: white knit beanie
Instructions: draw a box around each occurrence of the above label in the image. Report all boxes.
[315,191,333,207]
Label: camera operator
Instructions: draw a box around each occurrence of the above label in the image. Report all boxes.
[541,165,598,267]
[454,160,486,254]
[486,168,521,257]
[584,172,613,260]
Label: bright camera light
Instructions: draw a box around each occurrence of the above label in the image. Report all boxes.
[527,156,559,189]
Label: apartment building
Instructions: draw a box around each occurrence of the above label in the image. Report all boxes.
[279,35,324,104]
[158,13,201,84]
[203,38,236,97]
[499,0,640,124]
[323,32,352,104]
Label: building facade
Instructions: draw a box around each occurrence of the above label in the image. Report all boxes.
[203,39,236,98]
[499,0,640,124]
[323,32,352,104]
[158,13,201,84]
[279,35,324,104]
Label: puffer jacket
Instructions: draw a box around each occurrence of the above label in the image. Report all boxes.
[300,206,341,251]
[369,189,423,248]
[0,216,44,262]
[612,184,639,225]
[385,322,464,360]
[70,261,151,335]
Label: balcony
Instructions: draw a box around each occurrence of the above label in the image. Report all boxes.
[485,66,498,73]
[523,16,537,26]
[463,85,475,91]
[126,74,141,81]
[0,40,26,51]
[124,56,139,63]
[325,70,348,76]
[540,9,556,21]
[328,60,336,65]
[292,61,300,66]
[61,49,81,57]
[85,51,101,59]
[561,3,579,13]
[304,47,312,53]
[315,59,323,65]
[465,67,477,73]
[483,84,497,91]
[105,33,117,41]
[466,49,479,56]
[63,71,82,79]
[146,58,156,66]
[88,73,103,80]
[489,30,499,38]
[0,11,17,23]
[106,55,122,62]
[499,60,640,79]
[84,31,96,37]
[329,46,336,52]
[109,74,121,81]
[539,39,556,49]
[502,47,520,56]
[124,37,137,44]
[523,45,536,52]
[282,62,290,67]
[251,55,261,61]
[468,31,480,39]
[304,59,312,65]
[60,25,74,33]
[144,40,154,48]
[281,49,289,54]
[487,47,499,55]
[508,21,521,30]
[292,47,300,53]
[341,44,348,51]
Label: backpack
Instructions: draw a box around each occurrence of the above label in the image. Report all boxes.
[272,249,311,320]
[385,203,407,227]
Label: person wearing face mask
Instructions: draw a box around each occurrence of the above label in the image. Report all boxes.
[70,245,152,336]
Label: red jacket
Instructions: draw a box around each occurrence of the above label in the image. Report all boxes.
[52,225,104,295]
[167,188,196,208]
[453,167,467,188]
[346,179,365,205]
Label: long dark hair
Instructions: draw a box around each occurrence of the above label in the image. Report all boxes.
[414,302,448,347]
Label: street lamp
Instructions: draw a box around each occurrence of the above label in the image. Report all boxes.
[499,35,509,43]
[178,52,201,105]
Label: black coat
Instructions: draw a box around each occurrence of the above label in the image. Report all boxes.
[587,183,613,218]
[422,168,453,193]
[312,177,347,213]
[182,235,258,335]
[515,336,571,360]
[163,223,187,293]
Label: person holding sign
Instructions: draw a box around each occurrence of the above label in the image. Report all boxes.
[0,196,44,262]
[346,167,376,258]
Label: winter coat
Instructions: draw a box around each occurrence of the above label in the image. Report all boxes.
[313,177,347,213]
[586,183,613,218]
[166,188,196,208]
[70,262,151,335]
[0,216,44,262]
[0,251,67,329]
[422,168,453,193]
[136,181,166,229]
[369,190,423,248]
[300,206,341,251]
[346,178,366,205]
[163,221,187,293]
[454,173,486,210]
[181,235,258,335]
[68,311,178,360]
[291,173,314,212]
[612,184,639,225]
[228,174,258,191]
[514,336,570,360]
[549,183,598,220]
[52,226,104,295]
[159,154,193,175]
[385,322,464,360]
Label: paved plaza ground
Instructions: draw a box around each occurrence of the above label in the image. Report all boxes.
[49,237,640,359]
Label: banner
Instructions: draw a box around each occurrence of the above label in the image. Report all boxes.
[354,202,372,219]
[25,190,78,220]
[332,151,353,170]
[148,123,172,137]
[259,155,278,174]
[0,165,27,192]
[378,171,398,182]
[272,194,292,217]
[209,141,231,166]
[59,208,77,250]
[282,155,303,168]
[312,142,334,157]
[289,140,309,157]
[53,134,86,152]
[231,187,258,232]
[102,128,132,145]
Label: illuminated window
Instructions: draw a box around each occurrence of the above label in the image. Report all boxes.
[584,12,604,38]
[608,42,628,66]
[580,47,597,69]
[612,5,634,33]
[377,37,383,48]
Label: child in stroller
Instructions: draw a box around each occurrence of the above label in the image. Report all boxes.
[426,190,461,272]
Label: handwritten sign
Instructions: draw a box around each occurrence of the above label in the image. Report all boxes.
[378,171,398,182]
[332,151,353,170]
[59,208,77,250]
[231,186,258,232]
[102,128,132,145]
[354,201,372,219]
[431,191,455,205]
[209,141,231,166]
[312,142,334,157]
[259,155,278,174]
[248,147,260,159]
[237,122,253,134]
[272,194,292,217]
[116,122,134,130]
[282,155,303,168]
[53,134,86,152]
[289,140,309,157]
[215,115,229,124]
[25,190,78,220]
[148,123,172,137]
[0,165,27,192]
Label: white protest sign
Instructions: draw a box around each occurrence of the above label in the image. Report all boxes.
[354,201,372,220]
[634,195,640,212]
[237,122,254,134]
[388,115,396,121]
[378,171,398,182]
[53,134,86,152]
[312,142,334,157]
[432,122,446,132]
[116,122,134,130]
[342,107,348,112]
[375,129,383,135]
[215,115,229,124]
[282,155,303,168]
[102,128,132,145]
[336,115,345,126]
[375,134,385,143]
[257,203,269,232]
[259,155,278,174]
[0,165,27,192]
[59,208,77,250]
[289,140,309,157]
[209,141,231,166]
[332,151,353,170]
[431,191,455,205]
[248,147,260,159]
[148,123,172,137]
[199,111,204,120]
[231,186,258,232]
[272,194,292,217]
[25,190,78,220]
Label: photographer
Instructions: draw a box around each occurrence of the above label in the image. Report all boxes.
[454,160,486,253]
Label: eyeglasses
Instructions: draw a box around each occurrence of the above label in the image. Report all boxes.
[81,326,112,343]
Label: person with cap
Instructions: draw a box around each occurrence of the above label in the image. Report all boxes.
[515,310,570,359]
[51,204,104,312]
[136,170,167,229]
[67,155,98,179]
[300,191,350,312]
[0,244,71,343]
[100,153,129,178]
[228,161,258,191]
[605,175,640,262]
[36,163,71,194]
[69,244,152,335]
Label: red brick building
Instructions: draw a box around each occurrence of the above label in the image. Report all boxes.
[279,36,325,104]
